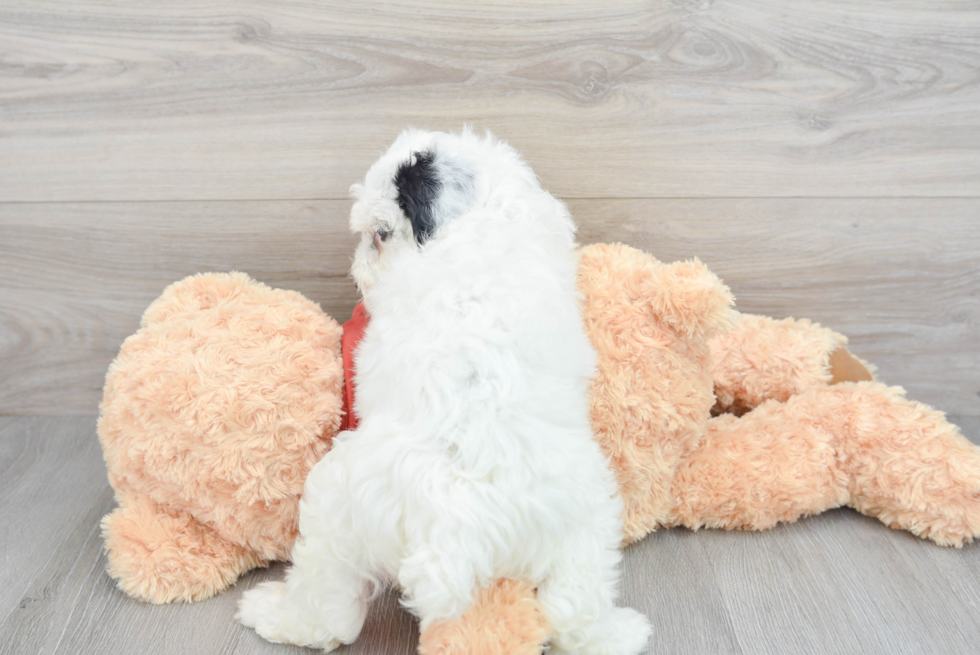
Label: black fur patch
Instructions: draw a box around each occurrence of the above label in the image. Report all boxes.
[394,150,441,246]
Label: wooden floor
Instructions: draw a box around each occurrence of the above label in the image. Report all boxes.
[1,1,979,653]
[2,415,980,655]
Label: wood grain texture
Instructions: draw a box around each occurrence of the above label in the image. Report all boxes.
[698,510,980,655]
[1,0,979,201]
[2,198,976,416]
[2,416,980,654]
[621,530,742,654]
[0,200,360,415]
[0,417,113,621]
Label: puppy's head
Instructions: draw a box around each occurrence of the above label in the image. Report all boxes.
[348,128,536,292]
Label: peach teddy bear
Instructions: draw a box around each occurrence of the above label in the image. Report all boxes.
[98,273,345,603]
[422,243,980,654]
[98,243,980,654]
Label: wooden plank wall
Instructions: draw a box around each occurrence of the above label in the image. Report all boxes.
[1,0,978,416]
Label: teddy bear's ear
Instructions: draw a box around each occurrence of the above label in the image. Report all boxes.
[578,243,737,343]
[651,259,738,342]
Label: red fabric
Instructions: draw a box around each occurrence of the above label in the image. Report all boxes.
[339,301,370,432]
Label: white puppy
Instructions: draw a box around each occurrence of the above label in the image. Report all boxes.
[237,129,652,655]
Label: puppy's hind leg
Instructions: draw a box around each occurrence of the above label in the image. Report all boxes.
[237,454,372,650]
[398,539,480,632]
[237,537,372,650]
[537,533,651,655]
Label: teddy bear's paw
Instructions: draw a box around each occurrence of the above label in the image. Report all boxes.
[237,581,341,651]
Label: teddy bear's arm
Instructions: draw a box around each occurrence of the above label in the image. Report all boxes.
[102,493,265,603]
[668,381,980,547]
[709,313,874,415]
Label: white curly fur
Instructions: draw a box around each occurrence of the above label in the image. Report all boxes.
[237,128,651,654]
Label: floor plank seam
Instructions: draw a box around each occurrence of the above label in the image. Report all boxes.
[50,516,108,655]
[696,533,747,655]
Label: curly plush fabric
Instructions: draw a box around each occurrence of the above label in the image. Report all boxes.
[418,580,551,655]
[668,382,980,546]
[711,313,847,414]
[578,243,737,542]
[99,272,344,603]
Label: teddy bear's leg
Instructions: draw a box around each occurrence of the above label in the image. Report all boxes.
[668,382,980,546]
[709,314,874,415]
[101,493,265,603]
[667,393,849,533]
[833,383,980,546]
[418,579,551,655]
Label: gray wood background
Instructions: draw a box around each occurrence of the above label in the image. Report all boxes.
[0,0,978,416]
[1,1,979,654]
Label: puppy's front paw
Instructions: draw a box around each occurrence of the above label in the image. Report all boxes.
[237,581,340,651]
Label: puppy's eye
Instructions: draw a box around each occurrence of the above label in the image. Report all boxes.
[373,228,392,252]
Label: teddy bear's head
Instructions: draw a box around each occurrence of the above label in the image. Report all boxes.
[578,243,737,541]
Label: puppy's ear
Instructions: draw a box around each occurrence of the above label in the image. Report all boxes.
[395,151,441,246]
